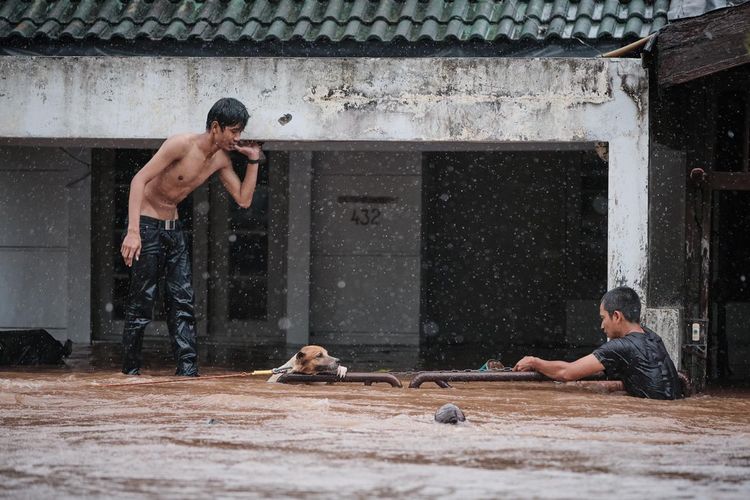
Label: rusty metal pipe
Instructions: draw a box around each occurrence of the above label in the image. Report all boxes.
[408,371,606,388]
[277,372,402,387]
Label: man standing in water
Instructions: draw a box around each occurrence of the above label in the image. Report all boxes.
[514,286,682,399]
[119,98,262,376]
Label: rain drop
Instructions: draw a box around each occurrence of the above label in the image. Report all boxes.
[423,321,439,336]
[196,200,210,215]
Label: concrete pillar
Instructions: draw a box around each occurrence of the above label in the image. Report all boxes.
[285,151,312,347]
[608,136,649,302]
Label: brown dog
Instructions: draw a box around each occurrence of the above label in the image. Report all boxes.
[267,345,348,383]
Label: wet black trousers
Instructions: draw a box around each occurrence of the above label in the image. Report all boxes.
[122,216,199,376]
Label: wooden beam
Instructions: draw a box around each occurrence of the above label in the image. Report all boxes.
[710,171,750,190]
[657,3,750,87]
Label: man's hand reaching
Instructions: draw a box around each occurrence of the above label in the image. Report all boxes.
[232,140,263,162]
[513,356,538,372]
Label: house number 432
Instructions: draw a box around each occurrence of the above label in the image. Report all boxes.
[350,207,381,225]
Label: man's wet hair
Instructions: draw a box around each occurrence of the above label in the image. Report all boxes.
[601,286,641,323]
[206,98,249,131]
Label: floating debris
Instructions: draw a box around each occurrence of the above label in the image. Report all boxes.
[434,403,466,424]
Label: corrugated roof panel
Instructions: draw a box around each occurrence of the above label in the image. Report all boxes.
[0,0,674,43]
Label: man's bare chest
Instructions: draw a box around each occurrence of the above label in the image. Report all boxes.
[162,157,217,189]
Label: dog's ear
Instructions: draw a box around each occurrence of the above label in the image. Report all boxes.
[296,351,306,360]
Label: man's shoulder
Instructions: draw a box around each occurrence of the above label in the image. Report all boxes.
[593,336,629,355]
[165,132,198,148]
[158,133,196,156]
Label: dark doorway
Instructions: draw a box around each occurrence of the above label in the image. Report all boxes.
[420,150,608,369]
[710,190,750,383]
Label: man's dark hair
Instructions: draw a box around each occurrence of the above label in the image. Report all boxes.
[206,98,249,131]
[601,286,641,323]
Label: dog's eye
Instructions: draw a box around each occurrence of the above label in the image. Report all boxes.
[316,353,323,358]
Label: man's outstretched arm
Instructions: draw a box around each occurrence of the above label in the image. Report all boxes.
[218,142,262,209]
[513,354,605,382]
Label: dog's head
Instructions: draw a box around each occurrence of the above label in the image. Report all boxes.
[292,345,340,375]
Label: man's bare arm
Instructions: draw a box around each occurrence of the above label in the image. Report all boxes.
[218,142,261,208]
[121,136,187,266]
[513,354,604,382]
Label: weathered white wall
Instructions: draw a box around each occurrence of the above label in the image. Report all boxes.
[0,146,91,343]
[643,307,682,369]
[0,57,644,144]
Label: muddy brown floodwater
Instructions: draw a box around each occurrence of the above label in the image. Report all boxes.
[1,368,750,499]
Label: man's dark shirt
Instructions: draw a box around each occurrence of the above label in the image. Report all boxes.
[592,327,681,399]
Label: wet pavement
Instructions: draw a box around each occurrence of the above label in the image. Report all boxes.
[2,364,750,499]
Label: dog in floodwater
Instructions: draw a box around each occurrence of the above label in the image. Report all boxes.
[267,345,348,383]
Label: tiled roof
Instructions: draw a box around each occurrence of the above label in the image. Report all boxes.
[0,0,670,43]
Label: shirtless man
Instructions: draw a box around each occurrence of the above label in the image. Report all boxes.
[513,286,682,399]
[119,97,261,376]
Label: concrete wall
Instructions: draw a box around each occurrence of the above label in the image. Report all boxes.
[0,146,91,343]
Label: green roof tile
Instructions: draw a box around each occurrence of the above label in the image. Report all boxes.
[572,15,592,38]
[549,0,570,19]
[525,0,546,21]
[623,13,644,37]
[597,14,616,37]
[546,15,566,38]
[0,0,673,43]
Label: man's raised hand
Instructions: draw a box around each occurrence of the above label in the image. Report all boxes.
[232,140,263,162]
